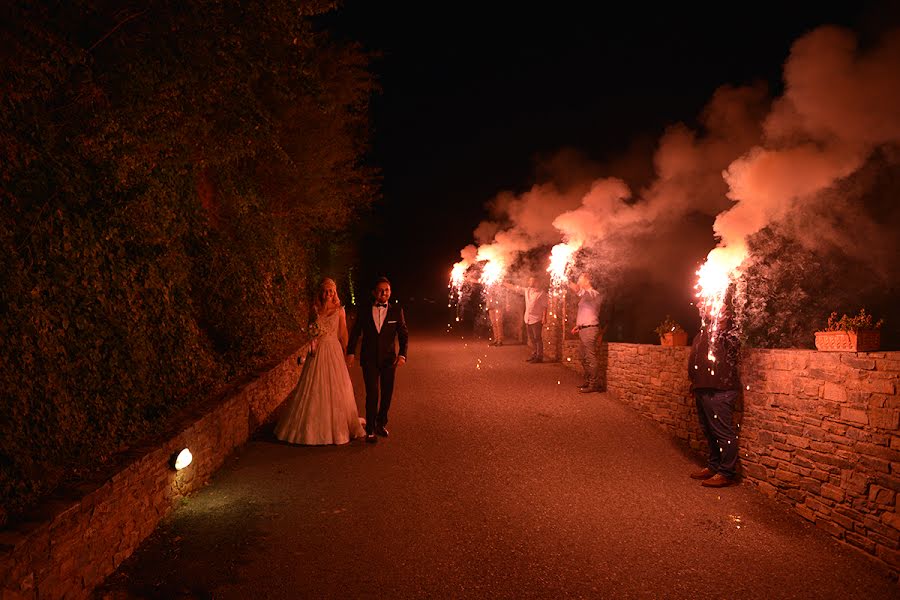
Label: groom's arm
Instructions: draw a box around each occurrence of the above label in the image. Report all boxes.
[396,307,409,362]
[346,308,362,363]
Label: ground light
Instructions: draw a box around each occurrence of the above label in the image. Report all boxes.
[170,448,193,471]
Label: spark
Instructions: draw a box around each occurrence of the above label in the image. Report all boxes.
[547,241,580,289]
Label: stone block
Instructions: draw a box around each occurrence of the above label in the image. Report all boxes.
[760,456,781,469]
[844,532,877,554]
[811,470,832,482]
[864,516,900,542]
[765,371,794,394]
[841,409,871,428]
[868,485,896,505]
[840,471,871,496]
[874,473,900,494]
[869,409,900,430]
[785,488,806,502]
[799,478,822,495]
[860,379,897,396]
[815,518,845,538]
[882,511,900,532]
[742,463,768,480]
[775,468,800,485]
[830,510,857,531]
[771,449,794,462]
[840,356,876,370]
[821,484,846,502]
[797,449,852,470]
[795,505,816,522]
[876,358,900,371]
[785,435,810,449]
[822,382,848,402]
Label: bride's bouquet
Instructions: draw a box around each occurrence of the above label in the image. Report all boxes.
[298,321,322,364]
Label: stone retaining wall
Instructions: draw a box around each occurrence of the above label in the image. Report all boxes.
[561,340,900,575]
[0,351,302,599]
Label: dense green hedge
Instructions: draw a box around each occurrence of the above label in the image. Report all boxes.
[0,1,377,524]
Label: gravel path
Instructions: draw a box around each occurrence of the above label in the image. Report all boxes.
[98,333,897,599]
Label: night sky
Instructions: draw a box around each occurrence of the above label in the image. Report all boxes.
[324,1,897,318]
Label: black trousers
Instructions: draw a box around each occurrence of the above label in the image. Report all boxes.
[694,389,740,478]
[362,363,396,434]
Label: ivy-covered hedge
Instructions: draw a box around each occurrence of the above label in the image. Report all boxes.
[0,1,377,524]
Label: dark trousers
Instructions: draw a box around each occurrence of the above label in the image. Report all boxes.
[526,322,543,359]
[362,363,396,434]
[578,326,600,387]
[695,389,740,479]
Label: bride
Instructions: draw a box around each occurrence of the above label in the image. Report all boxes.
[274,278,366,445]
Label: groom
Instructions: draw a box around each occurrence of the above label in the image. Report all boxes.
[346,277,409,443]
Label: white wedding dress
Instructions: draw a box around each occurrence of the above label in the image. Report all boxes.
[274,307,365,445]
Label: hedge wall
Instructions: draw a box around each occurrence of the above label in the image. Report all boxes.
[0,0,377,524]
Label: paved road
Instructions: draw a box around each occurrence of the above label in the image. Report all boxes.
[99,333,897,599]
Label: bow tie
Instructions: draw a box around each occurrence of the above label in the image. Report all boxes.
[375,303,387,308]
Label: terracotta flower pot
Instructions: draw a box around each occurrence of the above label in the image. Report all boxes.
[660,331,688,346]
[814,329,881,352]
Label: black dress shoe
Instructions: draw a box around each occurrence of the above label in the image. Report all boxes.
[365,434,378,443]
[531,358,543,363]
[375,425,389,437]
[578,382,591,389]
[525,356,536,362]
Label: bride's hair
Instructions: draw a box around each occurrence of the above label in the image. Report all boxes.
[313,277,341,313]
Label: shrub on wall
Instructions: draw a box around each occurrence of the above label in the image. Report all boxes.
[0,1,377,524]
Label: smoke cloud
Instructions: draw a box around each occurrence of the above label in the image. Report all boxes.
[715,25,900,265]
[453,25,900,343]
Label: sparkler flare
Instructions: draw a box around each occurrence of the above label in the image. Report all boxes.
[694,243,746,360]
[480,259,504,287]
[449,261,467,304]
[547,241,579,289]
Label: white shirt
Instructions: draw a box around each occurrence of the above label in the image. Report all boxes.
[508,285,548,325]
[576,288,602,326]
[373,303,388,332]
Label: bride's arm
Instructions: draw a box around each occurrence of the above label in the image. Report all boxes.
[339,307,349,352]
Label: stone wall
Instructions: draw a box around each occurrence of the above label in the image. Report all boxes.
[0,351,302,600]
[561,341,900,575]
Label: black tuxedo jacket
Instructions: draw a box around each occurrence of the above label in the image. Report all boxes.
[347,302,409,369]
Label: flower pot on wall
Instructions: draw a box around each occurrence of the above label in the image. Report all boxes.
[814,330,881,352]
[660,331,688,346]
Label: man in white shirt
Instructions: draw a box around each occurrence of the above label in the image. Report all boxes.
[503,275,549,363]
[568,273,604,392]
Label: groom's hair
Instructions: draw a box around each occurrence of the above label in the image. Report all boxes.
[374,276,391,288]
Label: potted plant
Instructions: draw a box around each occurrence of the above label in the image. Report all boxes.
[655,315,688,346]
[814,309,884,352]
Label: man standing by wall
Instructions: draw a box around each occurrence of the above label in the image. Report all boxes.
[568,273,604,393]
[503,275,549,363]
[688,287,741,487]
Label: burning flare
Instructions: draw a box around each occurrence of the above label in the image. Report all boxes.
[547,241,580,289]
[476,246,506,287]
[449,261,467,303]
[480,259,504,287]
[694,243,746,360]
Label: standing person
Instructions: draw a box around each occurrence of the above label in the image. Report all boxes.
[347,277,409,443]
[274,278,366,445]
[688,287,741,488]
[568,273,604,393]
[503,275,549,362]
[486,286,504,346]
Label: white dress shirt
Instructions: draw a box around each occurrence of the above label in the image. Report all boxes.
[373,303,388,332]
